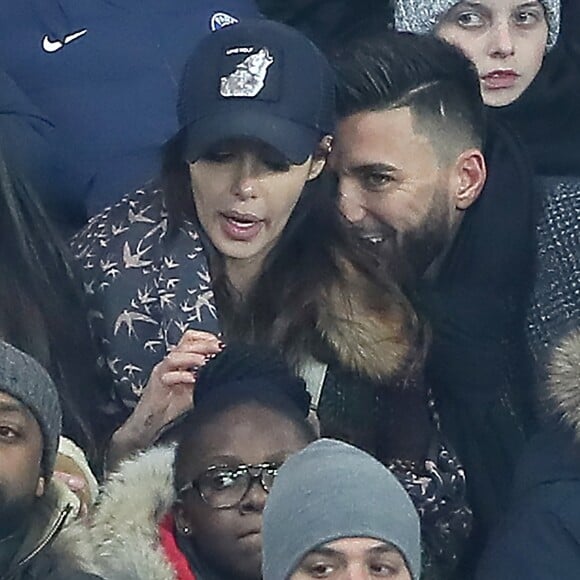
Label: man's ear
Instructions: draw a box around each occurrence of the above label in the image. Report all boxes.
[35,476,45,498]
[453,148,487,210]
[307,135,333,181]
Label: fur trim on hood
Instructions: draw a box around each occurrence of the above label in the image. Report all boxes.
[316,257,425,384]
[84,446,177,580]
[546,329,580,441]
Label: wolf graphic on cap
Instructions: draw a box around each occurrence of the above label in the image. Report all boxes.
[220,48,274,98]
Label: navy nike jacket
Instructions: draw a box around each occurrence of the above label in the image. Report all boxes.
[0,68,57,202]
[0,0,260,229]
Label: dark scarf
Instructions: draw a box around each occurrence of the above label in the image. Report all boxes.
[492,43,580,178]
[420,121,538,551]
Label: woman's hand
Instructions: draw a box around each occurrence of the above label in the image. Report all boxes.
[108,330,223,467]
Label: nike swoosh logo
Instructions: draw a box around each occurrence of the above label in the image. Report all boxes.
[42,28,88,53]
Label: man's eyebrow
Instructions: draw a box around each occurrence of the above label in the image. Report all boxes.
[353,163,398,174]
[369,543,402,556]
[305,547,339,557]
[518,1,544,8]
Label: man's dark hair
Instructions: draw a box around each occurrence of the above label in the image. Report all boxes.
[173,343,317,489]
[332,30,486,158]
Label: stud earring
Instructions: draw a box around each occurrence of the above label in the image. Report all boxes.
[182,526,191,535]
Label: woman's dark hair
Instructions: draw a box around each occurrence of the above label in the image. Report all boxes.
[162,131,421,370]
[0,141,113,470]
[173,343,317,488]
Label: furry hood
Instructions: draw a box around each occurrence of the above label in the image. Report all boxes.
[84,446,177,580]
[546,329,580,441]
[316,257,425,384]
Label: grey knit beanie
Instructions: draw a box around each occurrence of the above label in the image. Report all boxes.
[394,0,561,49]
[0,341,62,480]
[262,439,421,580]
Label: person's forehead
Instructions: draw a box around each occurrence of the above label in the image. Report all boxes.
[449,0,544,12]
[183,405,305,470]
[322,537,395,553]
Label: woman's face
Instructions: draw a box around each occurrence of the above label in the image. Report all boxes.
[189,138,327,282]
[437,0,549,107]
[175,404,312,580]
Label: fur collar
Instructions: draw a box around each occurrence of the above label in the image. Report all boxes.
[316,257,424,383]
[546,329,580,441]
[86,446,177,580]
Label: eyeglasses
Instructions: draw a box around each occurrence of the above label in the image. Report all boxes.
[179,462,280,509]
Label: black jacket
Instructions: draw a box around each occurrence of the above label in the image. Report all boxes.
[420,122,537,557]
[476,329,580,579]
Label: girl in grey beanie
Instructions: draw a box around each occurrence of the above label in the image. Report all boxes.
[394,0,561,107]
[262,439,421,580]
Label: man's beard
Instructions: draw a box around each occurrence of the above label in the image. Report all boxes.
[356,191,456,284]
[0,487,34,542]
[398,206,454,282]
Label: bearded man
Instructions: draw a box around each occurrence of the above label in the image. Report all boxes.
[330,31,537,561]
[0,341,101,580]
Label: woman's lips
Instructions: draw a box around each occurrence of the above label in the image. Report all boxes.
[219,212,264,242]
[481,70,520,90]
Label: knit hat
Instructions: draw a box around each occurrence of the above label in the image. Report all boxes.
[262,439,421,580]
[0,341,62,480]
[394,0,561,50]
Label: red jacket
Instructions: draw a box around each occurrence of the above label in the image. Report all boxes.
[159,514,197,580]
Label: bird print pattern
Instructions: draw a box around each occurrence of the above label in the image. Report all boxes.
[71,186,221,409]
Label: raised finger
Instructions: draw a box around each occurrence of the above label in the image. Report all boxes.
[178,329,222,346]
[163,351,208,371]
[161,370,196,387]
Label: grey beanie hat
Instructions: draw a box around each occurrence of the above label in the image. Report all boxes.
[262,439,421,580]
[0,341,62,480]
[394,0,561,49]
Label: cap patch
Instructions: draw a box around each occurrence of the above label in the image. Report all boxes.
[210,12,239,31]
[220,47,274,98]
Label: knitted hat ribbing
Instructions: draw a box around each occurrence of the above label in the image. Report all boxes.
[394,0,560,50]
[262,439,421,580]
[0,341,62,480]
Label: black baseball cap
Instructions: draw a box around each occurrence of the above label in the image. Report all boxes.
[178,19,336,165]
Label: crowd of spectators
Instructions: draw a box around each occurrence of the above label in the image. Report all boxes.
[0,1,578,579]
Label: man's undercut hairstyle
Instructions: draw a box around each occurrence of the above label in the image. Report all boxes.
[333,31,486,159]
[173,343,316,489]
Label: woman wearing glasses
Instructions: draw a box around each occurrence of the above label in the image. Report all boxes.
[83,344,316,580]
